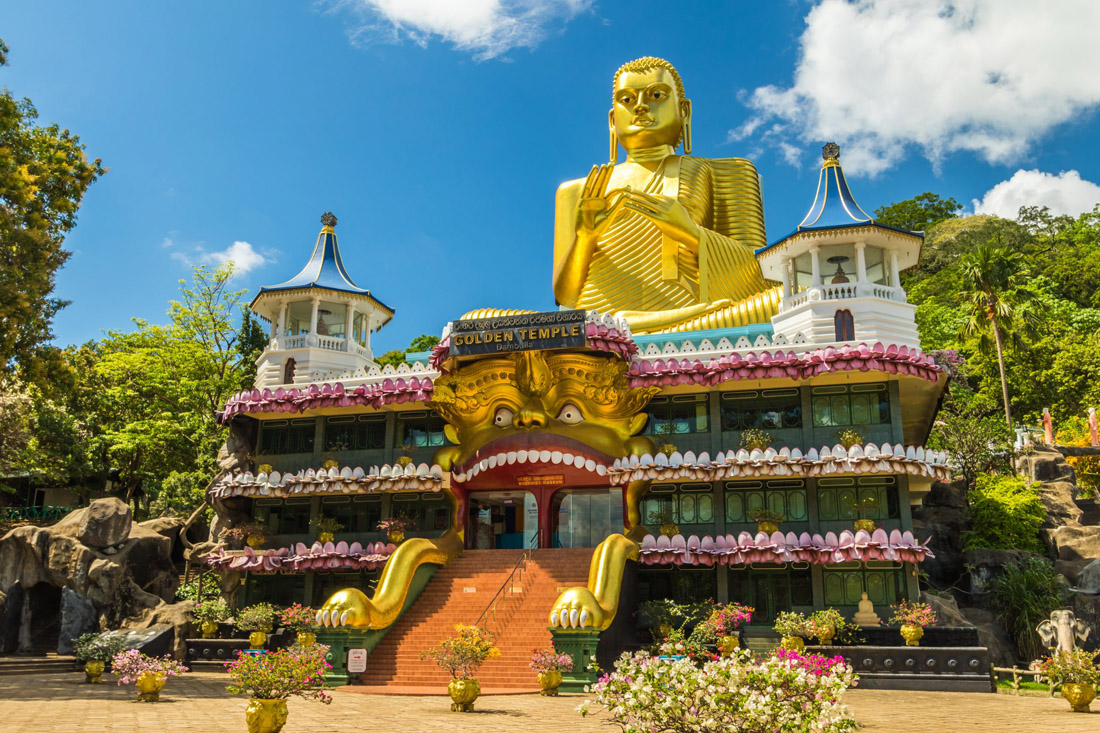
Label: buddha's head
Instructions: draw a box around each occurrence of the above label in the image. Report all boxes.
[610,57,691,155]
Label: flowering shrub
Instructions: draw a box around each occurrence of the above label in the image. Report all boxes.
[773,611,812,638]
[225,522,268,542]
[709,603,753,634]
[887,601,937,627]
[225,644,333,703]
[421,624,500,679]
[192,597,230,624]
[280,603,319,633]
[837,429,863,449]
[309,516,344,535]
[236,603,278,632]
[1036,648,1100,686]
[579,648,858,732]
[72,632,127,663]
[111,650,189,686]
[530,646,573,673]
[748,507,785,525]
[739,428,772,451]
[378,514,415,533]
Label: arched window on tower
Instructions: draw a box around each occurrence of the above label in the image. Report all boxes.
[283,358,297,385]
[834,309,855,342]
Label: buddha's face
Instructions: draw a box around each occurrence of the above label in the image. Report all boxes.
[611,67,687,151]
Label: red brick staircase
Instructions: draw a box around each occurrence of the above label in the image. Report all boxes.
[361,548,592,690]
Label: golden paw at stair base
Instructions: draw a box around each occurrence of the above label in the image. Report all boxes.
[549,533,639,629]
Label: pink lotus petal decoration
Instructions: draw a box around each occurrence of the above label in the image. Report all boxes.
[637,530,933,567]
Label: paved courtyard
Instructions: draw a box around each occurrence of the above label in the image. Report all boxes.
[0,672,1095,732]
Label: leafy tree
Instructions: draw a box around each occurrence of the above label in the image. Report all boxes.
[963,474,1046,554]
[957,244,1042,430]
[927,390,1013,490]
[375,333,440,369]
[0,39,104,379]
[237,311,268,390]
[873,192,961,232]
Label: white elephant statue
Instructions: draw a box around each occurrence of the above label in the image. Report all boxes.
[1036,609,1090,655]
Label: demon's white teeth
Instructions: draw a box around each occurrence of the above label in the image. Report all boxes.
[539,449,552,462]
[596,464,607,476]
[506,451,517,464]
[585,459,596,472]
[487,455,498,469]
[550,451,563,464]
[517,450,530,463]
[479,458,489,471]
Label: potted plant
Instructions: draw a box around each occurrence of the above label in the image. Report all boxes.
[849,496,878,532]
[226,522,269,549]
[1037,648,1100,712]
[321,458,339,470]
[651,420,677,456]
[256,463,274,475]
[837,428,863,450]
[887,600,936,646]
[192,597,230,639]
[773,611,812,652]
[648,508,679,538]
[309,515,344,543]
[237,603,278,649]
[420,624,500,712]
[378,514,414,544]
[707,603,753,655]
[72,632,127,683]
[530,645,573,696]
[740,428,772,452]
[396,440,418,467]
[111,649,188,702]
[748,507,785,534]
[281,603,320,646]
[808,608,848,645]
[225,644,333,732]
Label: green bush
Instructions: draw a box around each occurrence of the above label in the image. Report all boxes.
[989,556,1068,662]
[964,474,1046,553]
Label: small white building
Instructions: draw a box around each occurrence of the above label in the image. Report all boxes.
[758,144,924,349]
[250,212,394,387]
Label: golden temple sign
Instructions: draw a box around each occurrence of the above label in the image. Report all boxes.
[450,310,586,356]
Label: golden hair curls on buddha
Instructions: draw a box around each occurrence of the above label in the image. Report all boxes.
[552,56,781,334]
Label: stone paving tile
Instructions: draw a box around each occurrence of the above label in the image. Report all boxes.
[0,672,1096,732]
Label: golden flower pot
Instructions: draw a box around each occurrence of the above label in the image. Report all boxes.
[136,671,167,702]
[718,635,740,657]
[387,529,405,545]
[84,660,105,684]
[780,636,805,652]
[657,622,673,639]
[816,626,836,645]
[296,632,316,646]
[900,624,924,647]
[853,519,875,532]
[249,631,267,649]
[757,521,778,534]
[318,531,334,543]
[200,620,218,639]
[1061,683,1097,713]
[538,670,562,696]
[396,456,414,467]
[246,698,289,733]
[246,534,265,549]
[660,523,679,538]
[448,678,480,712]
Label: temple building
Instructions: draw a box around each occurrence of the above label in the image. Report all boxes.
[204,57,949,690]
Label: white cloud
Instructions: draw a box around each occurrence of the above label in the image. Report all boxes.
[337,0,591,59]
[734,0,1100,176]
[172,241,274,276]
[973,169,1100,219]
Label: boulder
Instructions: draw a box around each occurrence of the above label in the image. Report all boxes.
[0,581,24,653]
[1017,446,1077,484]
[959,607,1019,667]
[101,625,175,659]
[1051,525,1100,563]
[962,548,1034,597]
[1070,594,1100,653]
[1076,558,1100,594]
[1056,558,1093,586]
[120,600,196,659]
[52,498,132,549]
[919,591,970,626]
[57,588,97,655]
[912,504,969,589]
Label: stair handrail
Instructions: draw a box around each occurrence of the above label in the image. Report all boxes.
[474,532,539,630]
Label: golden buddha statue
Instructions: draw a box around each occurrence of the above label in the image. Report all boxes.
[552,57,781,334]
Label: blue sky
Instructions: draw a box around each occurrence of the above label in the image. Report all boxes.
[4,0,1100,354]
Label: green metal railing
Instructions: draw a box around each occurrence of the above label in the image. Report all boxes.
[3,505,75,522]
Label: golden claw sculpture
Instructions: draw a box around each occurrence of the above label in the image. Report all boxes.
[549,533,639,629]
[317,529,463,629]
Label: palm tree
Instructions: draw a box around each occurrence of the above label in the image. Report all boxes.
[958,244,1041,431]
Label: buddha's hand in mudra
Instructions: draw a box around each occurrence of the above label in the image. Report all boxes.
[576,164,626,241]
[623,189,702,249]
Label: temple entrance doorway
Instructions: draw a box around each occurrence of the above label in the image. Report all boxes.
[551,489,623,548]
[467,491,538,550]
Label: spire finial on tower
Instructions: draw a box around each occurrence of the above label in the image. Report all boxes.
[321,211,338,229]
[822,142,840,163]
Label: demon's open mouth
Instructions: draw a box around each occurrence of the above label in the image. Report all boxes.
[451,432,614,486]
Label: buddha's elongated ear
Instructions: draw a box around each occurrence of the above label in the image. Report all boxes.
[681,99,692,155]
[608,109,619,164]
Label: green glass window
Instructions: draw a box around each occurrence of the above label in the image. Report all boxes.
[390,493,452,532]
[253,498,312,535]
[318,495,383,533]
[399,411,452,448]
[324,415,386,452]
[642,484,714,526]
[637,568,718,605]
[724,480,808,523]
[728,566,813,624]
[822,564,905,607]
[811,384,889,428]
[644,395,709,435]
[817,477,900,521]
[720,389,802,431]
[258,419,315,454]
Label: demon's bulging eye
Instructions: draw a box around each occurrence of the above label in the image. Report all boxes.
[557,403,584,424]
[493,406,515,427]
